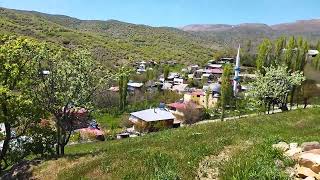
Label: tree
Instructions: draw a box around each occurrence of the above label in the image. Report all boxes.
[163,65,170,80]
[284,36,296,70]
[273,36,286,65]
[248,65,305,113]
[146,68,155,81]
[116,67,132,112]
[220,63,233,120]
[35,47,107,155]
[312,41,320,70]
[0,35,45,170]
[256,39,272,73]
[289,38,309,108]
[181,103,203,124]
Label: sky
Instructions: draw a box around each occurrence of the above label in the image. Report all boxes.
[0,0,320,27]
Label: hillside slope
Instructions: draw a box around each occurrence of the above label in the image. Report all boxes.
[0,7,218,67]
[28,108,320,179]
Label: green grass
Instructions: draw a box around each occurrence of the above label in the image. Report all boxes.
[34,108,320,179]
[93,112,121,129]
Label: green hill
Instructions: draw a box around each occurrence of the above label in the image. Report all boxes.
[28,108,320,179]
[0,7,219,67]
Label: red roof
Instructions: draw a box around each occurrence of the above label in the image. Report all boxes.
[208,68,223,74]
[167,102,186,110]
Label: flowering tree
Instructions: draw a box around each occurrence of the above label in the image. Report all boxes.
[248,65,305,113]
[35,47,108,155]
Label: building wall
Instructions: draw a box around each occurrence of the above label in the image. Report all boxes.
[133,119,174,132]
[184,93,218,108]
[199,94,218,108]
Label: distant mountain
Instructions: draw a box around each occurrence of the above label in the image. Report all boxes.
[181,20,320,49]
[181,24,233,32]
[271,19,320,33]
[181,20,320,33]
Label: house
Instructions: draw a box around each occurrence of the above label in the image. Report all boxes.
[129,108,176,132]
[206,64,223,70]
[167,72,180,81]
[167,102,186,118]
[308,50,319,57]
[219,57,235,64]
[208,82,221,96]
[173,78,184,85]
[108,86,119,92]
[184,90,218,108]
[188,65,199,73]
[172,84,188,93]
[127,82,144,93]
[167,101,202,123]
[162,82,173,90]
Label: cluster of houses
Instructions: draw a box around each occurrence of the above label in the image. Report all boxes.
[115,58,240,138]
[115,48,320,138]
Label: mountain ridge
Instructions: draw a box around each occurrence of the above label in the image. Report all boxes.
[181,19,320,32]
[1,6,320,67]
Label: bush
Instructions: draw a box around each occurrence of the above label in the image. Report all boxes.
[69,131,81,143]
[120,114,133,128]
[181,103,203,124]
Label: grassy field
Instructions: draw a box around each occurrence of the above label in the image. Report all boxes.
[32,108,320,179]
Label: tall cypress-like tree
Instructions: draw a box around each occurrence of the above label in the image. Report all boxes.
[284,36,296,70]
[220,63,233,121]
[116,67,132,112]
[256,39,272,74]
[273,36,286,65]
[312,41,320,70]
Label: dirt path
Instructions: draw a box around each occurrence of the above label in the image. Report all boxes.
[196,141,252,180]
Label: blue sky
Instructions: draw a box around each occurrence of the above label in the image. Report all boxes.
[1,0,319,27]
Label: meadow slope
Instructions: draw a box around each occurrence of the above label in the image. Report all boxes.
[32,108,320,179]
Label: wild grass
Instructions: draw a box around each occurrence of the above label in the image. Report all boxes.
[33,108,320,179]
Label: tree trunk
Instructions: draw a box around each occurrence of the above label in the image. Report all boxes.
[0,122,11,171]
[290,87,295,110]
[56,125,61,156]
[60,144,65,155]
[220,106,225,121]
[0,102,11,171]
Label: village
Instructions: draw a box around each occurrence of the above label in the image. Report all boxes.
[2,2,320,179]
[94,48,319,140]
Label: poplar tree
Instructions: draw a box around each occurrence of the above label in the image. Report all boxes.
[284,36,296,70]
[274,36,286,65]
[220,64,233,120]
[116,67,132,112]
[256,39,272,74]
